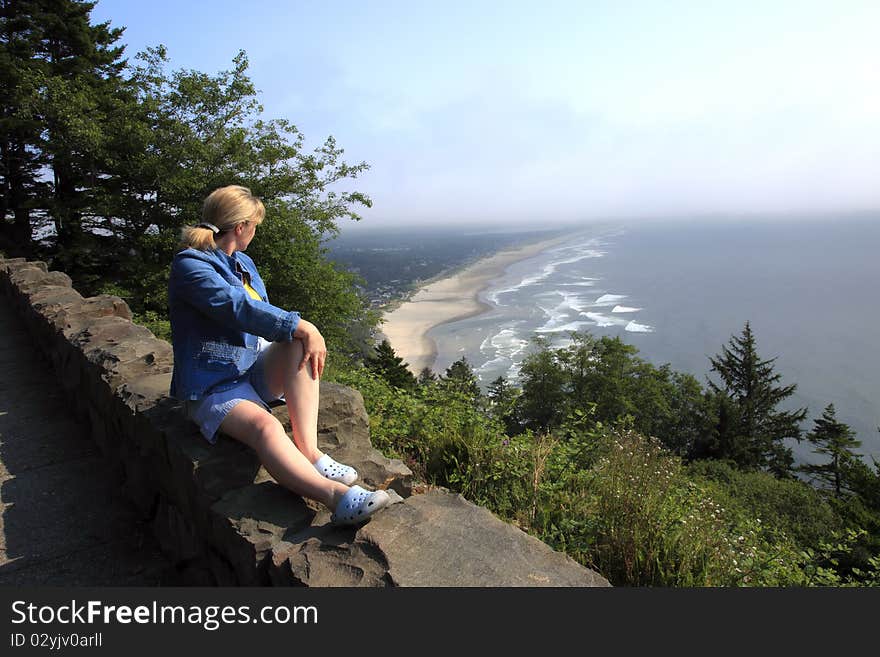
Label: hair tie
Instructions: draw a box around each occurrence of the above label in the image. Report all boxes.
[197,222,220,234]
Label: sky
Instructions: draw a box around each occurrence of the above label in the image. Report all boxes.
[91,0,880,228]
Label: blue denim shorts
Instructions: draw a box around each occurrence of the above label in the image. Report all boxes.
[184,341,284,444]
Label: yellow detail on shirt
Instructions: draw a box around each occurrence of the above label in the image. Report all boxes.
[243,280,261,301]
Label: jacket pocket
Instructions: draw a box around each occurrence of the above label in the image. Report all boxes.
[196,341,241,371]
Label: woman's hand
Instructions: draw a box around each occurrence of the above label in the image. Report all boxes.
[293,319,327,379]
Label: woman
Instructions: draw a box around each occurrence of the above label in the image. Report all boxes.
[168,185,389,526]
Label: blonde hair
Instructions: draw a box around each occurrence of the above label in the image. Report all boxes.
[179,185,266,250]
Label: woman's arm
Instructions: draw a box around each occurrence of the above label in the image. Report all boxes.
[292,317,327,379]
[171,254,300,342]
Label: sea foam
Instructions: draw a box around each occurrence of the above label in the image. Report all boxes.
[594,294,627,306]
[625,320,654,333]
[584,312,628,328]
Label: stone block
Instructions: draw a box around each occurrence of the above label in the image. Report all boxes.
[355,489,610,587]
[152,500,205,563]
[269,536,391,587]
[209,481,315,586]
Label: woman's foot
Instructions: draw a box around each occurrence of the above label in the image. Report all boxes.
[330,485,391,526]
[313,453,358,486]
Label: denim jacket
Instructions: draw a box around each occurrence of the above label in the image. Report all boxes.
[168,247,300,401]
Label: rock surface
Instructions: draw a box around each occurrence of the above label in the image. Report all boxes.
[269,489,610,587]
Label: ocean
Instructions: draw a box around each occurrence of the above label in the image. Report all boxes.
[426,215,880,463]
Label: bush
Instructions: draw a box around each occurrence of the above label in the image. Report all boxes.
[559,430,745,586]
[687,460,844,549]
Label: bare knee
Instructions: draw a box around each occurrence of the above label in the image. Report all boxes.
[264,339,306,390]
[249,414,288,451]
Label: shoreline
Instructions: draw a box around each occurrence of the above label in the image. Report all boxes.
[379,230,572,375]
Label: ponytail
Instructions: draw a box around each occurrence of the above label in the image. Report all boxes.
[179,224,220,250]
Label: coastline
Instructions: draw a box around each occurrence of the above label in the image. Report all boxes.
[379,231,572,375]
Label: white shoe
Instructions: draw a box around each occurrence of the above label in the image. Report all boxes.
[314,453,358,486]
[331,485,391,526]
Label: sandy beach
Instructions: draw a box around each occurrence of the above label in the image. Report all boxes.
[380,232,570,375]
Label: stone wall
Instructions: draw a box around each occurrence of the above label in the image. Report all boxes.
[0,257,609,587]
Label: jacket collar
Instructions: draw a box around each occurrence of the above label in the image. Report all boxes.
[178,247,249,271]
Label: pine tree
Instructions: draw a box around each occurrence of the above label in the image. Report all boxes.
[38,0,127,254]
[0,0,129,258]
[705,321,807,476]
[417,367,437,386]
[364,339,416,390]
[487,375,510,407]
[1,0,49,254]
[441,355,481,401]
[801,404,862,497]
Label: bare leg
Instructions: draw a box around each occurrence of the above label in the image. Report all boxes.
[261,339,323,463]
[218,399,346,510]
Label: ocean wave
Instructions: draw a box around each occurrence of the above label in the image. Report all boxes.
[625,320,654,333]
[537,320,593,333]
[612,305,641,313]
[517,262,559,288]
[593,294,627,306]
[480,327,530,361]
[476,356,511,375]
[546,236,604,256]
[583,312,628,328]
[562,292,595,313]
[553,249,606,267]
[534,290,597,332]
[504,246,606,292]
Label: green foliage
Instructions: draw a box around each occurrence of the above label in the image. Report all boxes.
[486,375,521,436]
[517,336,567,432]
[417,367,437,386]
[687,460,843,550]
[701,321,807,476]
[440,355,482,403]
[548,430,746,586]
[801,404,862,497]
[329,365,532,516]
[3,0,379,356]
[364,339,417,390]
[331,357,880,587]
[1,0,127,256]
[515,331,708,451]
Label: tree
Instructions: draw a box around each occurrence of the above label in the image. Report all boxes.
[517,337,567,433]
[703,322,807,477]
[1,0,47,255]
[487,375,521,435]
[801,404,862,497]
[2,0,128,257]
[417,367,437,386]
[441,355,481,401]
[36,0,127,258]
[487,375,511,407]
[53,44,378,354]
[577,335,642,427]
[364,339,416,390]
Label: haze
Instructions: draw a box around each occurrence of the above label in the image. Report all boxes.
[92,0,880,228]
